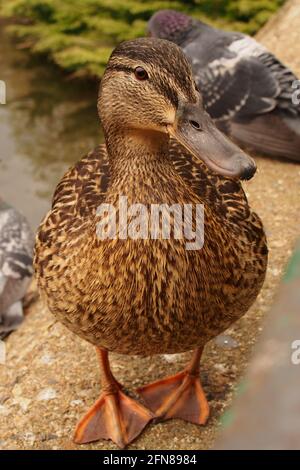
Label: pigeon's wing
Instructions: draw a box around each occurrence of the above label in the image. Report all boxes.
[0,208,34,313]
[0,211,33,279]
[257,51,300,116]
[0,272,6,297]
[0,300,24,338]
[194,58,254,121]
[193,56,279,122]
[188,35,299,122]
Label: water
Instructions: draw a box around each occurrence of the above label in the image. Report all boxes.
[0,24,103,228]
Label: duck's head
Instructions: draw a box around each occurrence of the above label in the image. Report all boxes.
[99,38,256,179]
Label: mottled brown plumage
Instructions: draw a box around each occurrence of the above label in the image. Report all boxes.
[34,38,267,447]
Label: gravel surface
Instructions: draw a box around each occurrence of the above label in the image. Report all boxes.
[0,1,300,450]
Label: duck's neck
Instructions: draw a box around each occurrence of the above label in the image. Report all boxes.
[107,128,170,167]
[105,129,177,198]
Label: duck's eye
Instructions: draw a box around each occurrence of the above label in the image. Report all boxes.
[134,66,149,81]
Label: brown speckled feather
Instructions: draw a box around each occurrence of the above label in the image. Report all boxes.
[51,139,250,223]
[35,139,267,355]
[35,37,267,357]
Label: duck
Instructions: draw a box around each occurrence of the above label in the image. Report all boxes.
[148,10,300,162]
[0,198,34,339]
[34,37,268,448]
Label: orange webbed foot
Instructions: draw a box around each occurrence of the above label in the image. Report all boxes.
[74,387,153,448]
[137,370,209,425]
[137,348,209,425]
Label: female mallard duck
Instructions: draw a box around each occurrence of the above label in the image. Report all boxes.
[34,38,268,448]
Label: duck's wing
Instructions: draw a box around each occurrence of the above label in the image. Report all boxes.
[169,139,267,255]
[169,138,250,223]
[188,35,299,123]
[36,145,110,255]
[52,145,110,219]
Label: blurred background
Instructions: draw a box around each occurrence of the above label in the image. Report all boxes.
[0,0,286,227]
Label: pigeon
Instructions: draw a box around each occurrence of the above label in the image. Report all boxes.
[148,10,300,161]
[0,198,34,339]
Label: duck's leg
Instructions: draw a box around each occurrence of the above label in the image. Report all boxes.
[74,347,153,448]
[137,347,209,425]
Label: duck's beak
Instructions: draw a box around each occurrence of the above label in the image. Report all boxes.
[167,99,256,180]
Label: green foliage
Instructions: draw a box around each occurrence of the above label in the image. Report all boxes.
[0,0,286,78]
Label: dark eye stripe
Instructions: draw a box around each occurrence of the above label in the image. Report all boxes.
[107,62,178,108]
[107,64,133,74]
[110,41,197,103]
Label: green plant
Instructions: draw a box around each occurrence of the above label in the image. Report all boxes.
[0,0,286,78]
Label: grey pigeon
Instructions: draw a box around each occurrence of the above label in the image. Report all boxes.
[148,10,300,161]
[0,198,34,339]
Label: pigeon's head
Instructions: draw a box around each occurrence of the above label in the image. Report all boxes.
[148,10,194,44]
